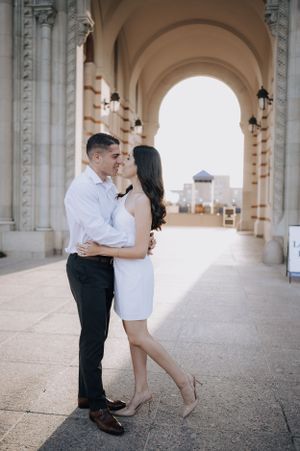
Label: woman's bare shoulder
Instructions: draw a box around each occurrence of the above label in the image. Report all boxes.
[134,192,150,208]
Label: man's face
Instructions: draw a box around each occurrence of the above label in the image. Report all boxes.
[93,144,123,178]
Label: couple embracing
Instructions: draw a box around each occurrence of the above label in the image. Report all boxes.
[65,133,200,436]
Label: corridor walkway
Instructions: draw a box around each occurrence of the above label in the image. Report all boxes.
[0,227,299,450]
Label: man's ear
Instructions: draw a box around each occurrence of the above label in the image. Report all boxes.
[93,152,102,163]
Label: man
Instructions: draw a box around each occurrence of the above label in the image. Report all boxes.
[65,133,135,435]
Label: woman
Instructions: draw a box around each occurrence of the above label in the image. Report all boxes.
[77,145,200,418]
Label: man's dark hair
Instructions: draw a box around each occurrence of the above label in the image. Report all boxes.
[86,133,120,158]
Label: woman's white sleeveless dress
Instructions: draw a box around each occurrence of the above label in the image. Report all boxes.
[113,194,154,320]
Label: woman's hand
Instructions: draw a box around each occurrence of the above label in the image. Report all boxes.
[77,240,101,257]
[147,232,156,255]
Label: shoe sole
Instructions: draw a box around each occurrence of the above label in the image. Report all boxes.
[89,416,125,436]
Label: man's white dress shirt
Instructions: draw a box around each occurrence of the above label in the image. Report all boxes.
[65,166,131,254]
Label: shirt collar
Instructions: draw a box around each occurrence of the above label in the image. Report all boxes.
[84,166,113,191]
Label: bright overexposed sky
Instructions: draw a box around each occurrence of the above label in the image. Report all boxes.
[154,77,244,201]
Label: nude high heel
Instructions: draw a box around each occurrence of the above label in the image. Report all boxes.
[113,395,153,417]
[181,375,202,419]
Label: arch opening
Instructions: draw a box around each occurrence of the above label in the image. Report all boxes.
[155,76,245,225]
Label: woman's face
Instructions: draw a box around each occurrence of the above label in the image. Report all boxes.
[120,152,138,179]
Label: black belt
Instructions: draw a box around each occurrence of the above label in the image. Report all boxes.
[72,253,113,265]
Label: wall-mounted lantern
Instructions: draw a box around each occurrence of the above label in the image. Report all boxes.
[257,86,273,111]
[248,115,261,134]
[102,91,120,112]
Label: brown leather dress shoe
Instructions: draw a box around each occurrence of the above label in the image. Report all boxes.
[78,396,126,411]
[89,408,124,435]
[105,397,126,411]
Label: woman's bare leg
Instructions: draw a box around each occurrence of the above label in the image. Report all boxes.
[129,343,149,393]
[115,322,151,414]
[123,320,195,406]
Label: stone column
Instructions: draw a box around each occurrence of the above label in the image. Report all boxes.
[0,0,13,224]
[285,1,300,228]
[238,123,254,231]
[254,125,266,237]
[33,2,56,230]
[263,0,289,264]
[51,0,67,252]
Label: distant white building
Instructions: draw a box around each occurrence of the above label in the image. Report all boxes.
[175,170,242,213]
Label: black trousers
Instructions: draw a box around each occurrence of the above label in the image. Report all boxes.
[66,254,114,411]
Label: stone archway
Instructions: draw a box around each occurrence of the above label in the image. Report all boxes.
[77,0,277,250]
[144,65,254,231]
[3,0,297,263]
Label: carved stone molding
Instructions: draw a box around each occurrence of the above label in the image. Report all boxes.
[20,0,35,230]
[77,13,94,46]
[65,0,77,189]
[265,0,280,36]
[265,0,289,226]
[32,1,56,27]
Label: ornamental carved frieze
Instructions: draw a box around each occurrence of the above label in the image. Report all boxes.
[65,0,77,189]
[19,0,35,230]
[77,13,94,46]
[32,0,56,26]
[265,0,280,36]
[265,0,289,226]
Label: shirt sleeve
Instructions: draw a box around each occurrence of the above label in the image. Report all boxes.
[65,182,133,247]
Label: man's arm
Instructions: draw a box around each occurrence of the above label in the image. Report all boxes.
[65,184,133,247]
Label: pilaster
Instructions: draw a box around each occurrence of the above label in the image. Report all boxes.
[33,1,56,231]
[0,0,13,225]
[262,0,289,264]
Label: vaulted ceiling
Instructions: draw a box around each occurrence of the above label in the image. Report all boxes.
[92,0,272,125]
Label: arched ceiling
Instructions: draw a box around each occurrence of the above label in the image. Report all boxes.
[94,0,273,123]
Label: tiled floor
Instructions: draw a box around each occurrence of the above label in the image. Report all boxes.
[0,227,299,450]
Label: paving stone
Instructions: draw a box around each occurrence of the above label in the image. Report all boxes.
[179,320,261,346]
[101,337,132,370]
[0,443,36,450]
[56,302,77,314]
[29,313,80,335]
[154,376,287,434]
[145,425,295,451]
[29,367,78,416]
[273,380,300,435]
[148,318,184,341]
[0,311,46,332]
[0,295,68,313]
[31,284,72,299]
[38,415,150,451]
[265,348,300,382]
[0,331,15,345]
[256,323,300,351]
[0,410,24,440]
[188,290,248,305]
[0,296,15,305]
[0,362,66,411]
[0,228,299,450]
[0,413,65,449]
[180,300,251,323]
[0,333,77,365]
[0,284,35,297]
[171,342,270,379]
[246,297,300,326]
[1,271,57,287]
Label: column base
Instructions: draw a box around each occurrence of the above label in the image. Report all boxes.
[1,230,54,258]
[254,219,264,237]
[237,218,253,231]
[262,238,284,265]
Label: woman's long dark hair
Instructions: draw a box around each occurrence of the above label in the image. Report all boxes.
[119,145,166,230]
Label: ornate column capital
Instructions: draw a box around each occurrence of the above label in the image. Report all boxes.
[77,13,94,46]
[265,0,280,36]
[33,0,57,27]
